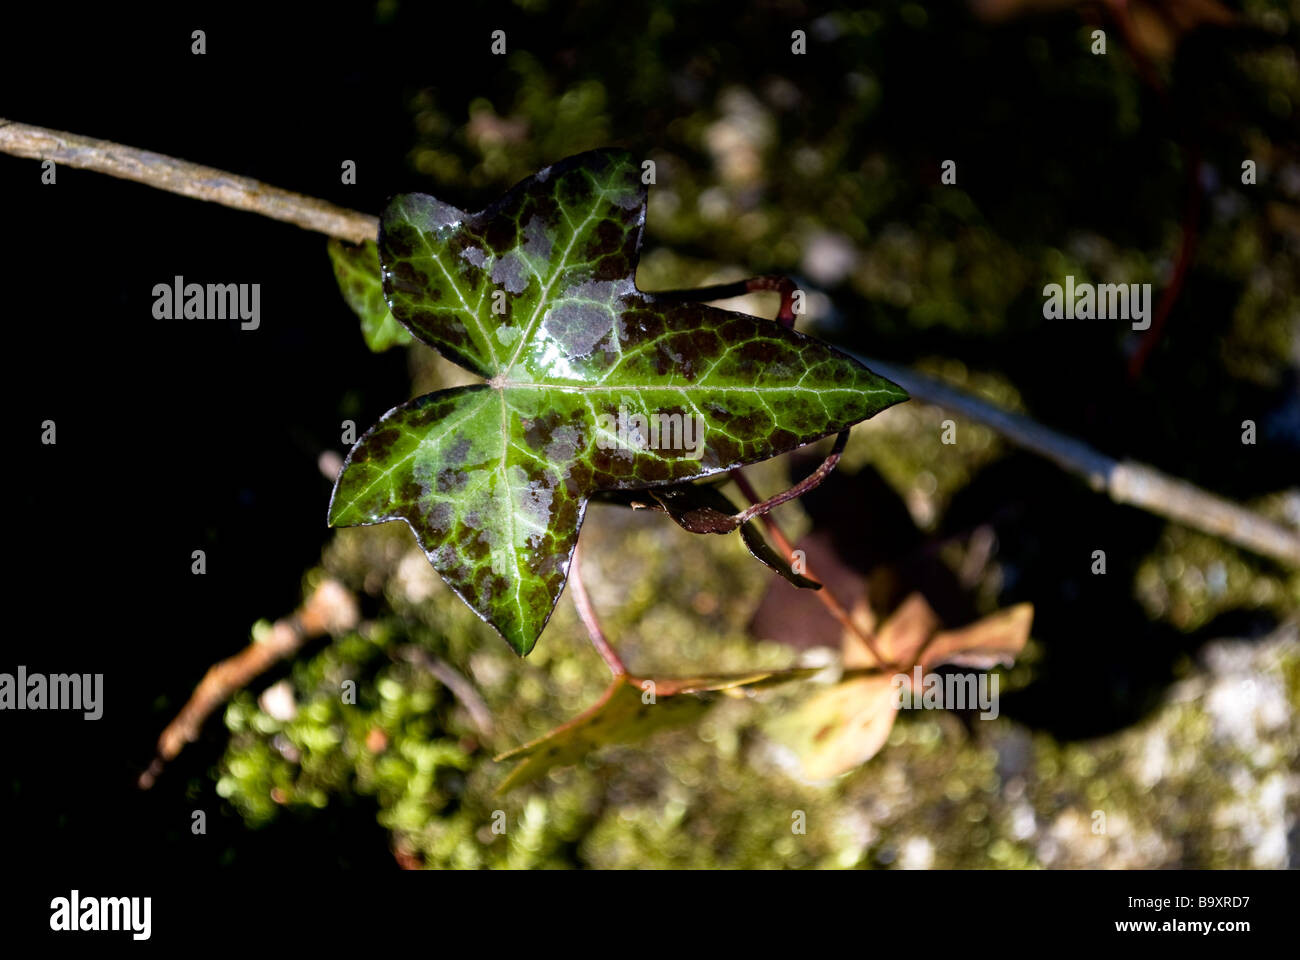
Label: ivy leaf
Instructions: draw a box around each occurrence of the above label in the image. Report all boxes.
[493,668,817,793]
[327,238,413,352]
[329,148,907,655]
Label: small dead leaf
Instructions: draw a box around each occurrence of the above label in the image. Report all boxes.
[768,672,898,782]
[920,603,1034,670]
[494,668,817,793]
[748,464,1034,779]
[844,592,941,670]
[775,597,1034,780]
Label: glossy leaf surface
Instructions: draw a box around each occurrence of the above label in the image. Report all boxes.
[329,149,907,654]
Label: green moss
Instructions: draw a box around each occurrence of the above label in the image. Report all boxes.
[216,488,1298,867]
[216,0,1300,867]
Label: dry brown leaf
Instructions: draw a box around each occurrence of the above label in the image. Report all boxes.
[776,596,1034,780]
[495,668,818,793]
[920,603,1035,670]
[768,673,899,782]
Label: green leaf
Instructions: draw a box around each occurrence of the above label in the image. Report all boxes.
[494,668,818,793]
[329,148,907,655]
[328,238,413,352]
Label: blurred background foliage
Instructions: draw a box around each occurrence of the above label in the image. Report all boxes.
[199,0,1296,866]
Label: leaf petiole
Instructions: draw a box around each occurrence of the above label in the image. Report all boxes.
[568,544,627,678]
[650,275,799,328]
[730,430,849,527]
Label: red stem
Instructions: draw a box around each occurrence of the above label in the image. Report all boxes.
[731,431,848,526]
[1128,145,1202,380]
[730,467,893,669]
[569,544,627,677]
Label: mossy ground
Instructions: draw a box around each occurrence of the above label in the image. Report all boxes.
[216,0,1299,868]
[217,401,1297,868]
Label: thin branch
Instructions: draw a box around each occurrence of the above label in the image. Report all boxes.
[1128,143,1203,379]
[730,468,894,668]
[568,544,627,677]
[0,119,377,243]
[7,119,1290,566]
[137,579,359,789]
[856,354,1300,567]
[732,430,848,526]
[397,646,495,741]
[1099,0,1206,380]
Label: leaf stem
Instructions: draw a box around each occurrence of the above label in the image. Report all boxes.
[731,430,848,526]
[651,276,798,328]
[569,544,627,677]
[729,467,893,668]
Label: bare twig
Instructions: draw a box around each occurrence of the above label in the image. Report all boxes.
[397,646,495,740]
[6,119,1290,566]
[568,544,627,677]
[0,119,377,243]
[855,355,1300,567]
[137,579,360,789]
